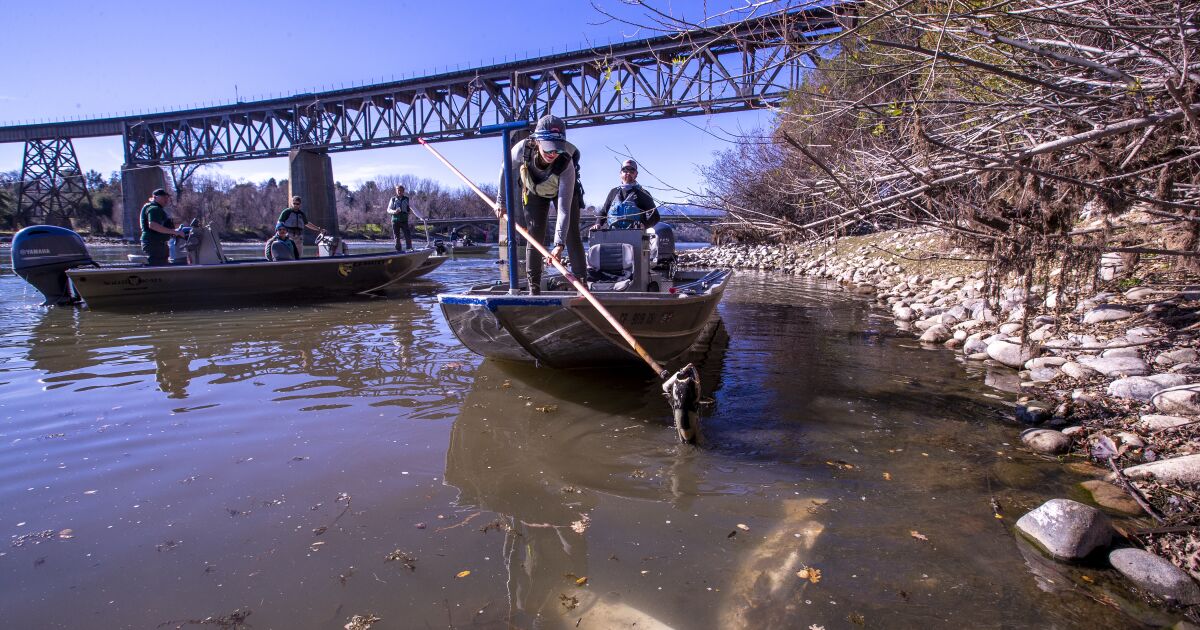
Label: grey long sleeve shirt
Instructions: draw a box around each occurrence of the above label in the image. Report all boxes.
[496,139,577,246]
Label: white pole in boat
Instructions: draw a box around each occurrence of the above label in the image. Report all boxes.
[417,134,703,443]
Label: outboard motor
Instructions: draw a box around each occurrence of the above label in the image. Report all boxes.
[650,222,676,269]
[315,233,346,257]
[11,225,95,305]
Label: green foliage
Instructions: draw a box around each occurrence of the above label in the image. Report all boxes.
[1117,277,1142,290]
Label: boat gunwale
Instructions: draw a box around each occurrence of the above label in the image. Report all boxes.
[436,268,733,309]
[66,249,431,278]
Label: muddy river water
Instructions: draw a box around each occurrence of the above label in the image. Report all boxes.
[0,243,1180,628]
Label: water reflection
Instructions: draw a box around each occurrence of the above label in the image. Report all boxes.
[22,291,464,416]
[445,360,682,628]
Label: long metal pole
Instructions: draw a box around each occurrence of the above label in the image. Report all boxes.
[478,121,527,294]
[417,135,669,378]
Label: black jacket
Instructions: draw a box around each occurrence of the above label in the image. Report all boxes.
[596,184,659,228]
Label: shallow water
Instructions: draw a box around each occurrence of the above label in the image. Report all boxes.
[0,244,1172,628]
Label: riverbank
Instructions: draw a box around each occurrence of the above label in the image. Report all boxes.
[681,222,1200,612]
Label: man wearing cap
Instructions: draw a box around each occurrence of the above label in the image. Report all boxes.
[497,114,587,294]
[594,159,660,230]
[386,185,420,252]
[276,196,324,257]
[139,188,185,266]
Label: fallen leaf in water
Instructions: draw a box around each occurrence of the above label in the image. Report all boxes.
[57,529,74,540]
[313,526,328,536]
[882,472,892,481]
[501,380,512,389]
[534,405,558,413]
[456,570,471,578]
[736,523,750,531]
[796,566,821,583]
[848,611,865,625]
[809,625,826,630]
[727,530,737,538]
[910,530,928,542]
[559,594,579,611]
[83,490,97,495]
[1081,575,1094,583]
[575,576,588,586]
[825,460,855,470]
[570,514,591,534]
[344,613,382,630]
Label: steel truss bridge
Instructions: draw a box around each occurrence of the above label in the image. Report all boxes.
[0,3,852,226]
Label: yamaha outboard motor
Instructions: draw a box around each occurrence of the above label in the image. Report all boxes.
[11,225,95,305]
[650,222,676,268]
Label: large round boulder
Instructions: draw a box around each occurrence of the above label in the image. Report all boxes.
[1118,454,1200,485]
[1020,428,1071,455]
[1014,499,1113,561]
[1152,383,1200,415]
[1109,548,1200,605]
[1083,305,1137,324]
[987,339,1040,369]
[1077,355,1150,377]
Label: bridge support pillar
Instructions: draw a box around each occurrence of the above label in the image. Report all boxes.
[120,165,165,242]
[288,148,339,253]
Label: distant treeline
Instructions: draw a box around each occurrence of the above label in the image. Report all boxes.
[0,169,498,239]
[0,168,713,242]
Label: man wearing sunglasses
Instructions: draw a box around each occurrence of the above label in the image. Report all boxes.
[497,114,587,294]
[594,159,660,230]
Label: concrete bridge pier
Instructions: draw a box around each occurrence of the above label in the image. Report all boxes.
[121,165,166,241]
[288,148,340,254]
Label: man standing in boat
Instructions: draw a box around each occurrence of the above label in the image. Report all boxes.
[276,196,324,257]
[139,188,185,266]
[497,114,587,294]
[386,185,418,252]
[595,159,660,230]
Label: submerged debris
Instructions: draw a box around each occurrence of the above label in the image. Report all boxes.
[157,608,251,629]
[344,614,381,630]
[384,549,416,571]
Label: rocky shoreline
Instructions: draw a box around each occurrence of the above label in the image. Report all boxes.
[681,227,1200,614]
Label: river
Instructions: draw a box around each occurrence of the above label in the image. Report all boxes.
[0,243,1176,628]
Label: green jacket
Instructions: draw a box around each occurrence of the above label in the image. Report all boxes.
[139,202,174,244]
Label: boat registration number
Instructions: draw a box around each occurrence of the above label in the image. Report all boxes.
[616,311,674,326]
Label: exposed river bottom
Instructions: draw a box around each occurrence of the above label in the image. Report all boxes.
[0,245,1179,628]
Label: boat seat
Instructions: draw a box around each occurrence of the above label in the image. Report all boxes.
[189,225,227,264]
[586,242,635,291]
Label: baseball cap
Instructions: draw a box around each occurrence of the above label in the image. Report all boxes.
[532,115,567,152]
[152,188,169,197]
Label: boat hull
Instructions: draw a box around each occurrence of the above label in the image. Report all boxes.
[407,255,448,279]
[447,245,491,255]
[67,250,431,309]
[438,270,731,368]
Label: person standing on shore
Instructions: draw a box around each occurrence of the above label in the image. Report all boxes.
[497,114,587,294]
[276,196,323,257]
[139,188,185,266]
[386,185,421,251]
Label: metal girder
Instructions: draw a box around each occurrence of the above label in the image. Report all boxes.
[16,138,90,226]
[116,4,848,166]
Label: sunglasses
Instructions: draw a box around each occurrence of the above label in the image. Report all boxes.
[621,167,636,173]
[541,148,561,155]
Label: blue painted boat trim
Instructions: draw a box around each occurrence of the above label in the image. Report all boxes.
[438,294,562,309]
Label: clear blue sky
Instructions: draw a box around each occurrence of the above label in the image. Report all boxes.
[0,0,781,205]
